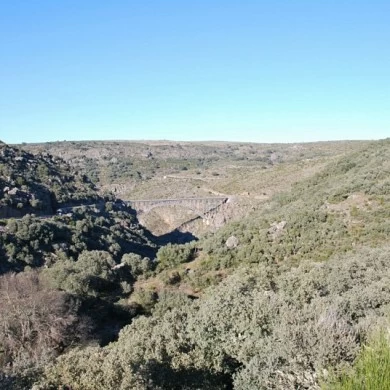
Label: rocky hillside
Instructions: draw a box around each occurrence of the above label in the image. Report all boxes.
[0,141,100,218]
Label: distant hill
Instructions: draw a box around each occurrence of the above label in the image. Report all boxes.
[21,139,368,196]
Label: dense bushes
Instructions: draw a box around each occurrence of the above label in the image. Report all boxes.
[36,246,390,389]
[43,250,155,299]
[0,208,157,274]
[43,250,118,297]
[156,242,196,271]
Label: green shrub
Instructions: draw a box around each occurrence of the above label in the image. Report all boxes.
[130,288,158,312]
[156,243,195,271]
[121,253,153,278]
[43,250,117,297]
[324,332,390,390]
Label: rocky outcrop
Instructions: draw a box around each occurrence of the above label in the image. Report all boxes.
[226,235,239,248]
[268,220,287,240]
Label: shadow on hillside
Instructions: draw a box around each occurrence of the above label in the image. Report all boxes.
[144,359,235,390]
[129,208,198,247]
[80,296,139,346]
[156,229,198,245]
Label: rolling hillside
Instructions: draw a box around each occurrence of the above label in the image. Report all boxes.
[21,140,369,235]
[1,138,390,389]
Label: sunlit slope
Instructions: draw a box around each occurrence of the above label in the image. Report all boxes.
[173,139,390,284]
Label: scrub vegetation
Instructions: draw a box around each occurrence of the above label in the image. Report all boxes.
[1,138,390,389]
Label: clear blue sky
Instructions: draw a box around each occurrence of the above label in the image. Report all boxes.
[0,1,389,144]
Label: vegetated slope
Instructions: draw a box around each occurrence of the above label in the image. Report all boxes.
[0,142,158,274]
[128,138,390,296]
[0,143,162,387]
[0,206,158,274]
[3,139,389,389]
[0,141,99,218]
[25,139,390,390]
[37,246,390,390]
[179,138,390,286]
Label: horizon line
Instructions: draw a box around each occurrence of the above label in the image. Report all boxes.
[6,138,385,146]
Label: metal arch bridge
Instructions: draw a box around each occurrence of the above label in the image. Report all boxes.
[126,197,228,219]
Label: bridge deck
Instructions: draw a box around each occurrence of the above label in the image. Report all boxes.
[126,197,227,203]
[126,197,229,216]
